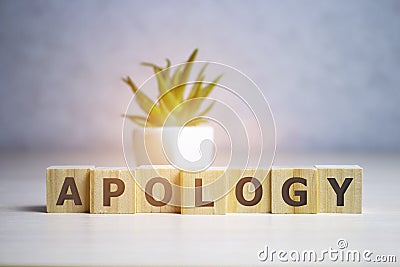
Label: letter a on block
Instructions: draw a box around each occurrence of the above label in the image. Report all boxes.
[316,165,362,213]
[46,166,94,213]
[90,167,135,214]
[56,177,82,206]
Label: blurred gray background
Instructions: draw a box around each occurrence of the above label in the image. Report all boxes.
[0,0,399,153]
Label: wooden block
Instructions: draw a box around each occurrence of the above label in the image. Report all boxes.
[316,165,362,213]
[90,167,136,214]
[271,167,317,214]
[181,168,226,215]
[227,168,271,213]
[46,166,93,213]
[135,165,180,213]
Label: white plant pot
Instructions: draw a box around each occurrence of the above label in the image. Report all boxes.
[133,126,215,170]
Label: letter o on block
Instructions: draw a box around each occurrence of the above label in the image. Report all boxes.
[236,177,263,206]
[135,166,181,213]
[145,177,172,207]
[227,169,271,213]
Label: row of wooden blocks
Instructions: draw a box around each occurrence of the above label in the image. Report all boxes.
[46,165,362,214]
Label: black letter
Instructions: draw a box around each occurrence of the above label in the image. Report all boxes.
[236,177,263,206]
[103,178,125,206]
[327,178,353,206]
[282,177,307,206]
[195,179,214,207]
[56,177,82,205]
[145,177,172,207]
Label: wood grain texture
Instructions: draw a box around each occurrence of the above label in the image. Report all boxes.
[181,168,226,215]
[271,167,317,214]
[316,165,362,213]
[226,169,271,213]
[90,167,136,214]
[46,166,93,213]
[135,165,180,213]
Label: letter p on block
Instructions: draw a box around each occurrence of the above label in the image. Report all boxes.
[90,167,136,214]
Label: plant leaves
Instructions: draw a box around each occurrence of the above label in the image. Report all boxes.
[187,75,204,100]
[154,71,180,112]
[174,49,198,101]
[163,58,171,80]
[171,65,183,86]
[141,62,163,73]
[197,100,216,117]
[122,76,165,125]
[195,74,222,98]
[123,49,222,127]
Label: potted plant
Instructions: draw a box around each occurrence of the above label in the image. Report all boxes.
[123,49,222,170]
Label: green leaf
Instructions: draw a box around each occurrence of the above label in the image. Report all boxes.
[197,100,216,117]
[196,74,222,98]
[123,49,221,127]
[174,49,198,101]
[154,70,169,94]
[122,76,138,94]
[171,65,183,85]
[165,58,171,68]
[184,74,221,116]
[139,70,170,119]
[163,58,171,80]
[186,63,208,99]
[154,71,180,111]
[197,63,208,80]
[187,77,204,100]
[123,76,165,124]
[141,62,163,73]
[187,48,198,62]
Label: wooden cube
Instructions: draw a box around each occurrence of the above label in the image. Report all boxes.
[316,165,362,213]
[135,165,180,213]
[271,167,317,214]
[181,168,226,215]
[227,168,271,213]
[46,166,93,213]
[90,167,136,214]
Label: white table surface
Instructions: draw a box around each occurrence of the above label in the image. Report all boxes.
[0,151,399,266]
